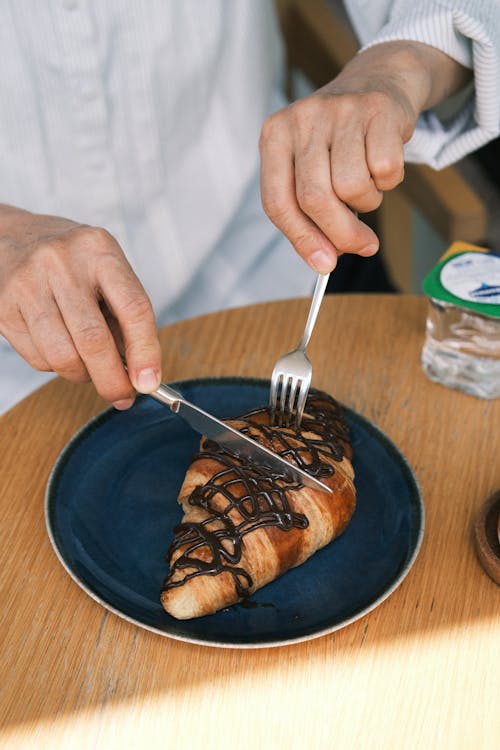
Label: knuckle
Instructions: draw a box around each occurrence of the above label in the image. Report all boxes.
[116,292,154,321]
[33,238,59,261]
[30,355,52,372]
[365,90,392,115]
[259,114,277,145]
[28,239,73,278]
[292,95,325,125]
[17,240,58,276]
[333,174,365,204]
[29,308,52,329]
[296,183,327,215]
[372,157,404,188]
[333,179,383,212]
[87,225,111,242]
[330,93,357,119]
[371,152,401,176]
[74,224,113,248]
[363,192,384,211]
[260,96,324,150]
[259,110,287,149]
[67,369,91,384]
[292,231,318,254]
[75,322,110,355]
[47,344,81,374]
[98,381,134,404]
[261,192,289,224]
[260,104,288,140]
[43,234,78,261]
[67,225,121,264]
[337,230,368,254]
[310,92,360,124]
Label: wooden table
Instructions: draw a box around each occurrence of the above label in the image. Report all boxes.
[1,295,499,749]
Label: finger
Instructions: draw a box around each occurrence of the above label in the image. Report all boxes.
[260,118,338,274]
[0,308,52,372]
[52,282,135,403]
[20,295,90,382]
[100,299,125,354]
[330,119,383,212]
[365,113,405,192]
[97,304,136,410]
[294,136,379,257]
[97,257,162,394]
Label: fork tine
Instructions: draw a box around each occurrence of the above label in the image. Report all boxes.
[279,375,292,427]
[294,380,310,429]
[269,372,280,425]
[285,377,300,427]
[268,272,329,432]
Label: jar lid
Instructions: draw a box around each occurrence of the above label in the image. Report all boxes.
[473,490,500,585]
[423,242,500,319]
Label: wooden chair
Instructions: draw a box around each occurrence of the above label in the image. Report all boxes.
[276,0,487,291]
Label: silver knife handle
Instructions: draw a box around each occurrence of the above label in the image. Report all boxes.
[149,383,183,413]
[121,357,183,413]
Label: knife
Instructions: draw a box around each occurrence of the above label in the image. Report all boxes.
[148,382,332,494]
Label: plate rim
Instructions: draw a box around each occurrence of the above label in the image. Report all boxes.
[45,376,425,649]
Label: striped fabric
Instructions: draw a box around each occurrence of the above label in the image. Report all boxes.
[345,0,500,168]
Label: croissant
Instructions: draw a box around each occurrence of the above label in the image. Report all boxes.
[160,390,355,619]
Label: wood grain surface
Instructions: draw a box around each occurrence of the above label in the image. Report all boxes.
[1,294,499,750]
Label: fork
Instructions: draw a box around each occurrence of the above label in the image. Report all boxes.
[269,272,330,429]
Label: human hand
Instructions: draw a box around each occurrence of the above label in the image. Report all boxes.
[259,41,470,273]
[0,206,162,408]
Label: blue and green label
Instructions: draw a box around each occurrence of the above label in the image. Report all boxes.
[423,242,500,319]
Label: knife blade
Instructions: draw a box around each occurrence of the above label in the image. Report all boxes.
[149,382,332,494]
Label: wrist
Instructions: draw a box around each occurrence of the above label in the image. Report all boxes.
[329,41,471,123]
[352,41,471,112]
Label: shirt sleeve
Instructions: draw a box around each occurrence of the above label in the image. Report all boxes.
[360,0,500,168]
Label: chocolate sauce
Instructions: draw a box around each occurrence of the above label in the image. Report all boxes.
[162,391,349,599]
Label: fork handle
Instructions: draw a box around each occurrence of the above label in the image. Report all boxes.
[297,272,330,351]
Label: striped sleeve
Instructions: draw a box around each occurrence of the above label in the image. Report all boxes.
[360,0,500,168]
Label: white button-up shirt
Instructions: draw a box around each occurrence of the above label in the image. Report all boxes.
[0,0,313,411]
[0,0,312,320]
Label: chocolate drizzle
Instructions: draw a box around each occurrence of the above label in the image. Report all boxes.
[162,390,349,599]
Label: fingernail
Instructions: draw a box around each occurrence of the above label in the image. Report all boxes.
[137,367,159,392]
[359,243,379,256]
[309,250,336,273]
[113,398,135,411]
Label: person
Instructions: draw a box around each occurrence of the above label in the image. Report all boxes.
[260,0,500,275]
[0,0,499,415]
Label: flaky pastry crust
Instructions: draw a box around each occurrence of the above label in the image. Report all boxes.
[161,390,355,619]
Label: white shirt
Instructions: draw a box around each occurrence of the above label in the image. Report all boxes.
[0,0,312,413]
[344,0,500,167]
[0,0,311,318]
[1,0,500,414]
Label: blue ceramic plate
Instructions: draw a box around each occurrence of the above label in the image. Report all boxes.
[46,378,424,648]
